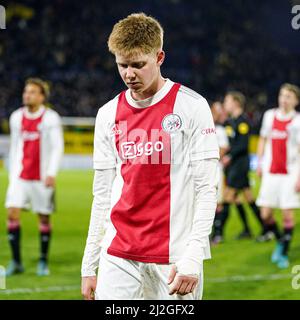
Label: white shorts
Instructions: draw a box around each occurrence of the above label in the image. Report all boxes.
[95,249,204,300]
[256,172,300,209]
[5,178,55,214]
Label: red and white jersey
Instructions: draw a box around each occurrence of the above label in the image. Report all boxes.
[260,108,300,174]
[94,79,219,264]
[8,105,64,181]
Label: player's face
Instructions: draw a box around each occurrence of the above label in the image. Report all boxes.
[223,95,235,115]
[211,102,222,122]
[278,88,299,111]
[219,105,228,124]
[115,50,165,98]
[23,84,45,107]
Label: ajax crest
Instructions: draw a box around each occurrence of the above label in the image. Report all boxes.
[161,114,182,133]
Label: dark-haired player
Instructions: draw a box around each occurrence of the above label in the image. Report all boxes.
[5,78,64,276]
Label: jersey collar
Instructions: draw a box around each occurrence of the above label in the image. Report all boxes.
[23,105,46,119]
[125,78,174,109]
[275,108,296,121]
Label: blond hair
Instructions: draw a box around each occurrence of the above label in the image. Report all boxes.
[280,83,300,102]
[108,13,164,56]
[226,91,246,109]
[25,77,50,101]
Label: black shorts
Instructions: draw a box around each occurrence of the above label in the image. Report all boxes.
[225,156,250,190]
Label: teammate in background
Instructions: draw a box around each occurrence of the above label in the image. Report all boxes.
[81,13,219,300]
[5,78,64,276]
[215,91,267,241]
[210,101,230,244]
[256,83,300,268]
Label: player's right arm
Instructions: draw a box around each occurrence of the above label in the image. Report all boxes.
[45,111,64,186]
[81,168,115,300]
[8,110,20,180]
[256,136,266,177]
[256,109,272,177]
[294,115,300,193]
[81,103,117,300]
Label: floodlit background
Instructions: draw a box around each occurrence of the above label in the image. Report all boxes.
[0,0,300,299]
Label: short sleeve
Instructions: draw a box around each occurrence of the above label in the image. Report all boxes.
[93,107,117,170]
[9,110,18,131]
[189,98,220,161]
[260,109,273,138]
[294,115,300,145]
[49,111,62,127]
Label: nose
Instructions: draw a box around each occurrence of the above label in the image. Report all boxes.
[125,66,135,80]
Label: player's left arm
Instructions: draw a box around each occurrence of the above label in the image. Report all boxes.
[168,98,219,296]
[169,159,219,295]
[45,113,64,187]
[296,162,300,193]
[8,112,19,180]
[295,116,300,192]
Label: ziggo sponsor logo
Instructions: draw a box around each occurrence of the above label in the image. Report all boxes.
[111,121,215,163]
[121,141,164,159]
[22,131,40,141]
[112,122,173,163]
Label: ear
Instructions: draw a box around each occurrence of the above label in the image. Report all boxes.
[157,50,165,66]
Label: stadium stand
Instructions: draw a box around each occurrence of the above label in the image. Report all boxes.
[0,0,299,133]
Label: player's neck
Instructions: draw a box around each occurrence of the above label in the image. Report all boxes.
[27,104,42,113]
[279,106,295,115]
[232,108,242,119]
[131,76,166,101]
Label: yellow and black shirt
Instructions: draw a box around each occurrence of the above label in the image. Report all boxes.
[224,113,250,162]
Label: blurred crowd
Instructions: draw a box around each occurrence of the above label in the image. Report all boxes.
[0,0,299,133]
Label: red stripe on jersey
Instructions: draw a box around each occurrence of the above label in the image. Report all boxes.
[269,115,292,174]
[20,109,45,180]
[107,83,181,263]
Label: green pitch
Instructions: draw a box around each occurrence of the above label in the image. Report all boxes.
[0,169,299,300]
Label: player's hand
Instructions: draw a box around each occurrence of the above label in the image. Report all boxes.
[168,265,198,296]
[45,176,55,188]
[221,155,231,168]
[256,166,262,178]
[81,276,97,300]
[295,179,300,193]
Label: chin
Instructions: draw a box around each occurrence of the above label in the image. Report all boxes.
[132,87,143,93]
